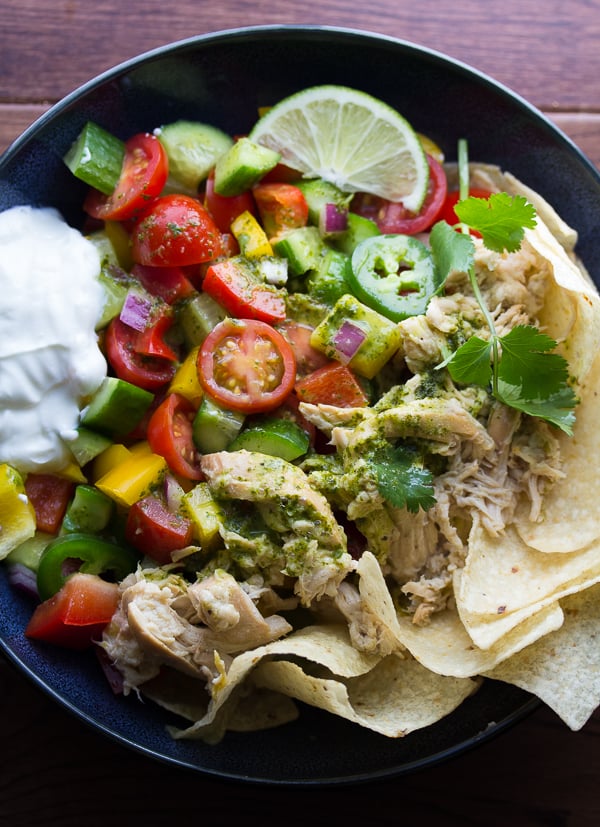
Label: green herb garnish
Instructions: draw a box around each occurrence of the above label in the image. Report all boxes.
[371,444,436,513]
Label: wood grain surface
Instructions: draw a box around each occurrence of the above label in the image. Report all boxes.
[1,2,600,825]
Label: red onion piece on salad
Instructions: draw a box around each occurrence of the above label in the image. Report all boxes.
[320,203,348,235]
[333,320,366,362]
[120,287,154,331]
[6,563,39,599]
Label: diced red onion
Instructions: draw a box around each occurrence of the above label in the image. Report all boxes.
[163,474,185,512]
[120,287,154,331]
[6,563,39,599]
[333,320,366,363]
[320,202,348,236]
[95,645,125,695]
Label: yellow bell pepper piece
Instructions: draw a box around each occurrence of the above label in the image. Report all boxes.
[0,464,36,559]
[91,443,132,482]
[57,462,87,484]
[95,448,167,508]
[168,346,203,406]
[231,210,273,258]
[182,482,224,552]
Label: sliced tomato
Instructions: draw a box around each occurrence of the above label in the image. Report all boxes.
[132,263,196,305]
[24,474,74,534]
[105,316,176,391]
[146,393,203,480]
[202,257,286,324]
[25,573,119,650]
[352,155,447,235]
[198,318,296,413]
[131,194,224,267]
[84,133,168,222]
[252,182,309,238]
[295,362,370,408]
[204,171,257,233]
[124,494,193,564]
[258,162,302,184]
[275,319,329,378]
[439,187,493,232]
[133,313,179,362]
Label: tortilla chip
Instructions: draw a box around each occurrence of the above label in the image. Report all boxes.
[252,654,480,738]
[391,601,564,677]
[516,353,600,553]
[168,624,381,741]
[484,583,600,730]
[455,524,600,649]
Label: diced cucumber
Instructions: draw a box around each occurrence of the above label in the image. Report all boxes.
[272,226,326,276]
[333,212,380,256]
[310,294,402,379]
[61,485,114,535]
[156,120,233,191]
[296,178,351,226]
[214,137,280,196]
[180,292,228,348]
[305,248,350,305]
[63,121,125,195]
[192,397,245,454]
[228,417,310,461]
[5,532,53,572]
[67,426,113,467]
[80,377,154,437]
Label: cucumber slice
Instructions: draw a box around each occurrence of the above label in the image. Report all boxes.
[296,178,350,226]
[61,485,114,535]
[228,417,310,461]
[68,426,113,467]
[63,121,125,194]
[80,377,154,437]
[272,226,325,276]
[156,120,233,191]
[214,137,280,196]
[333,212,380,256]
[192,397,245,454]
[180,292,228,348]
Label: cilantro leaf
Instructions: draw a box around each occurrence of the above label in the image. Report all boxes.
[372,445,436,513]
[496,380,577,435]
[454,192,537,253]
[497,325,570,399]
[445,336,493,387]
[429,219,475,285]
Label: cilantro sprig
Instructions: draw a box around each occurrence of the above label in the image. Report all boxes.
[431,149,577,435]
[371,444,436,513]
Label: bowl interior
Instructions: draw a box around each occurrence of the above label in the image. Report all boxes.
[1,25,597,784]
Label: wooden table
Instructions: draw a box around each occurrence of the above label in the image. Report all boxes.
[2,2,600,824]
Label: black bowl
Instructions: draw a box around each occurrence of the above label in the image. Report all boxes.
[1,25,597,785]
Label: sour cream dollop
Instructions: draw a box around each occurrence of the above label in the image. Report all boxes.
[0,206,107,474]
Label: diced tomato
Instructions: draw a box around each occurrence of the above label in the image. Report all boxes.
[133,312,179,362]
[439,187,493,234]
[25,573,119,650]
[204,171,257,233]
[295,362,370,408]
[124,494,193,565]
[24,474,74,534]
[132,263,196,305]
[252,182,309,238]
[84,133,168,222]
[352,154,447,235]
[146,393,203,481]
[197,318,297,413]
[275,319,329,378]
[202,258,286,324]
[131,194,224,267]
[258,162,302,184]
[105,316,176,391]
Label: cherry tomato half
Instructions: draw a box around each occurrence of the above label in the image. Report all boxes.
[131,194,224,267]
[204,171,257,233]
[252,182,309,238]
[352,154,447,235]
[197,318,296,413]
[439,187,493,228]
[84,133,168,222]
[105,316,176,391]
[146,393,204,481]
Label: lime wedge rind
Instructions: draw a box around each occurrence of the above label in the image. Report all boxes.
[249,85,429,212]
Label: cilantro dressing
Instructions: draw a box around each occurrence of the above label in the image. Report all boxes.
[0,206,107,473]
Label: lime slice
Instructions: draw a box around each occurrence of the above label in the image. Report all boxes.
[249,85,429,212]
[0,463,36,559]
